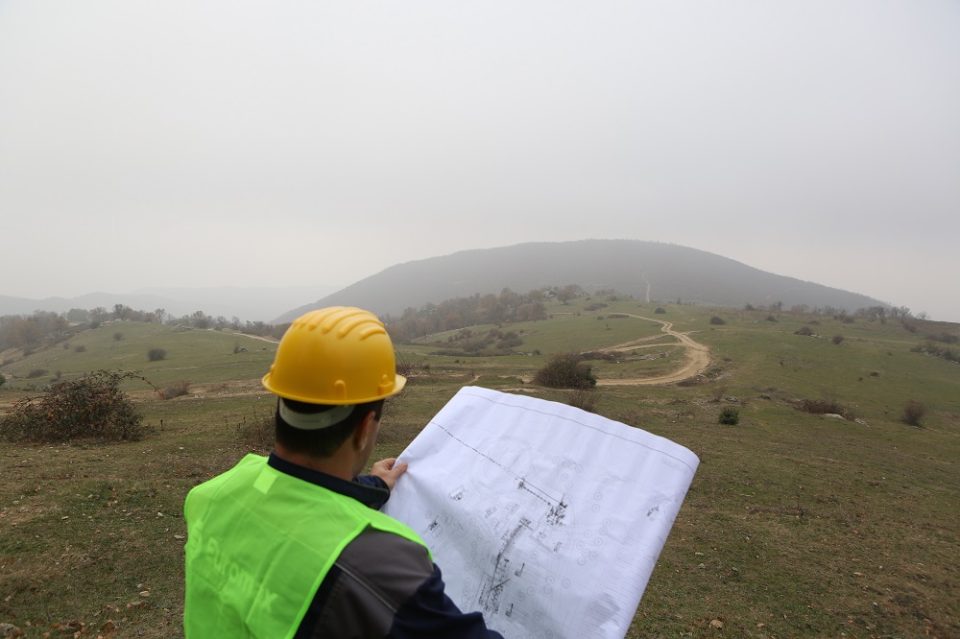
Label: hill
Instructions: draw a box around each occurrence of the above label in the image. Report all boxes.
[276,240,887,321]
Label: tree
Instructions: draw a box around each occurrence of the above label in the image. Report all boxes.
[534,354,597,389]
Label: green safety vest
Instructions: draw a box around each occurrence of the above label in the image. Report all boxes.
[183,454,428,639]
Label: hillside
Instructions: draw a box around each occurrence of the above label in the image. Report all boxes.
[276,240,887,321]
[1,296,959,638]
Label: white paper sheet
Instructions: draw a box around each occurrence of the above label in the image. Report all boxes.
[383,387,698,639]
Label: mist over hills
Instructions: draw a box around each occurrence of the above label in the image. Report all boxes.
[277,240,888,322]
[0,286,338,323]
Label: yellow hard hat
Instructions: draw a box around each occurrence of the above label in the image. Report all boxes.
[262,307,406,405]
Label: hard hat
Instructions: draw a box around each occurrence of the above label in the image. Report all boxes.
[262,307,406,405]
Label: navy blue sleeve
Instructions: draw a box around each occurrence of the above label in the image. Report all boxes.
[355,474,388,490]
[388,564,505,638]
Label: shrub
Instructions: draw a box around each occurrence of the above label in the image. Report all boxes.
[566,388,600,413]
[902,400,926,427]
[147,348,167,361]
[159,380,191,400]
[718,407,739,425]
[26,369,48,379]
[709,316,726,325]
[534,353,597,389]
[796,398,855,420]
[113,332,123,341]
[794,326,815,336]
[74,345,87,353]
[832,335,844,345]
[0,370,145,442]
[0,372,5,388]
[766,315,778,322]
[654,307,666,314]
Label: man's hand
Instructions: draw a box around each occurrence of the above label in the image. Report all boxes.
[370,457,408,491]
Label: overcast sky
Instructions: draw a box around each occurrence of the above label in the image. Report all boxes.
[1,1,958,320]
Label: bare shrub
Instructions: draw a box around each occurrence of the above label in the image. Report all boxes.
[534,353,597,389]
[26,369,47,379]
[832,335,844,345]
[654,307,666,314]
[709,316,726,325]
[566,389,600,413]
[147,348,167,361]
[159,380,191,400]
[794,326,815,336]
[902,400,926,427]
[796,398,855,420]
[0,370,145,442]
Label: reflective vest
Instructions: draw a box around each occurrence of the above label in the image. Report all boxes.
[183,454,428,639]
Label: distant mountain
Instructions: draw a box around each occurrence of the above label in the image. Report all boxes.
[276,240,887,322]
[0,286,338,322]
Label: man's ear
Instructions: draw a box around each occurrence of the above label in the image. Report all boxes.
[352,411,378,451]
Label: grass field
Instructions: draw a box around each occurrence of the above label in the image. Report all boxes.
[1,300,958,638]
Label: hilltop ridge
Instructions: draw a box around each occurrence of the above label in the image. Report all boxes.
[276,240,886,321]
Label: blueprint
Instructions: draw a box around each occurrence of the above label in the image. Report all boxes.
[382,387,699,639]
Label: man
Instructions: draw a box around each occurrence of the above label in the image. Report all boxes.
[184,306,503,638]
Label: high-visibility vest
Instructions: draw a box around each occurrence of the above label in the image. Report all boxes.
[183,454,428,639]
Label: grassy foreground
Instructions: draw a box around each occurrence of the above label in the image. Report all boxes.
[1,300,958,638]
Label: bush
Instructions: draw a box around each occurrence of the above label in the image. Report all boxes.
[794,326,815,336]
[74,345,87,353]
[0,372,5,388]
[718,407,739,425]
[902,400,926,427]
[0,370,145,442]
[26,369,48,379]
[654,307,666,314]
[766,315,778,322]
[796,398,855,420]
[832,335,844,345]
[709,316,726,325]
[113,332,123,341]
[566,388,600,413]
[147,348,167,361]
[534,353,597,389]
[159,380,191,400]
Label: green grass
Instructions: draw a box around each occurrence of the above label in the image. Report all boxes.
[1,302,958,638]
[1,322,276,391]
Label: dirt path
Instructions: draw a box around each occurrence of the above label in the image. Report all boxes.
[594,315,710,386]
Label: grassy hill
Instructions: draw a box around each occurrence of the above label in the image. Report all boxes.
[0,321,276,392]
[1,299,958,638]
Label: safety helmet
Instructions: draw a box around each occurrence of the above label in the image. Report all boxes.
[262,307,406,405]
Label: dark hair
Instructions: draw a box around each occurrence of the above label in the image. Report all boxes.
[275,398,384,458]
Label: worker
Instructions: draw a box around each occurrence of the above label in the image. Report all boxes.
[183,306,503,638]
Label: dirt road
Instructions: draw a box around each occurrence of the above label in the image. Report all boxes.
[594,315,710,386]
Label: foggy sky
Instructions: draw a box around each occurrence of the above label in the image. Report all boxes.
[1,1,958,320]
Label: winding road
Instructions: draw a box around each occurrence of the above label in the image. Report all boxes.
[593,314,710,386]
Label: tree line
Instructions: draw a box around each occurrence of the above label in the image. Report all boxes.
[0,304,287,352]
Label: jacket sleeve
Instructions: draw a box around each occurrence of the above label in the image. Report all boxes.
[297,529,503,638]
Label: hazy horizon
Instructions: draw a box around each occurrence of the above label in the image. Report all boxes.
[1,2,958,321]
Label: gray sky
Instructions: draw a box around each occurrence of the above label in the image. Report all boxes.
[1,1,958,320]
